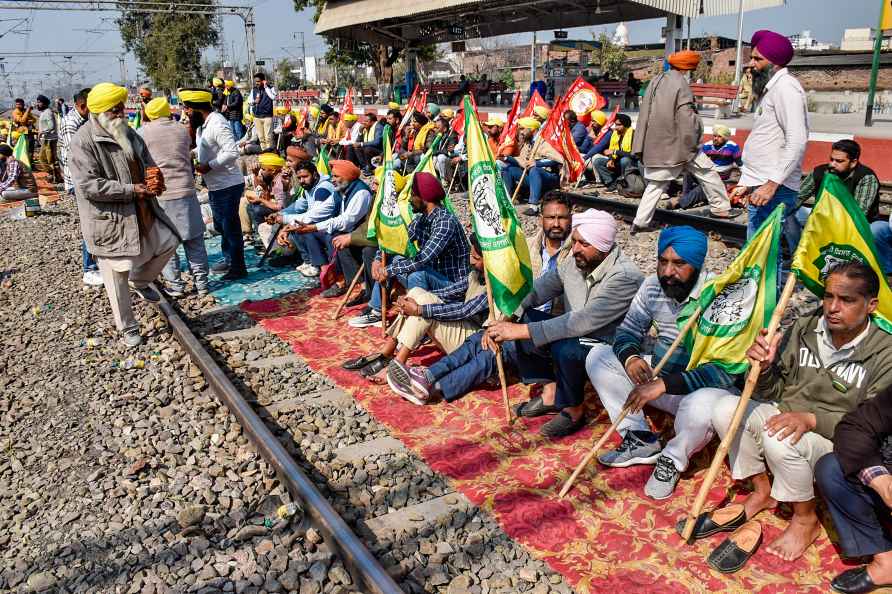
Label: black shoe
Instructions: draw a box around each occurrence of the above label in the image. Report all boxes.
[321,285,347,298]
[344,293,368,308]
[675,504,747,541]
[540,411,586,438]
[268,254,301,268]
[523,205,540,216]
[221,269,247,281]
[131,284,160,303]
[832,566,888,594]
[512,395,559,418]
[707,520,762,574]
[210,261,230,273]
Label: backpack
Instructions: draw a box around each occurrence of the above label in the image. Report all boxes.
[618,165,645,199]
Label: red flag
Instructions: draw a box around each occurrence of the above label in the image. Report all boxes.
[340,87,354,117]
[498,91,522,145]
[592,104,620,146]
[564,76,607,116]
[450,93,478,138]
[498,89,547,155]
[540,94,585,182]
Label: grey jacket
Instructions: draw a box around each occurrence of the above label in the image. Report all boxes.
[632,69,702,169]
[140,118,195,201]
[520,245,644,346]
[71,117,178,258]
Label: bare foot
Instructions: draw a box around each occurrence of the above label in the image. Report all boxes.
[867,551,892,585]
[742,490,776,521]
[540,382,557,406]
[765,516,821,561]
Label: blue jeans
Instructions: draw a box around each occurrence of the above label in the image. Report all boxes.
[500,164,559,205]
[871,217,892,275]
[594,156,633,188]
[208,183,247,274]
[428,331,517,402]
[247,202,276,229]
[815,453,892,557]
[82,241,98,273]
[368,267,452,313]
[747,184,800,249]
[229,119,245,142]
[291,230,334,267]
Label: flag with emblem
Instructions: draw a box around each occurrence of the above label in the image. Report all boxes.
[13,133,30,168]
[679,203,783,373]
[791,173,892,332]
[366,128,417,257]
[463,95,533,316]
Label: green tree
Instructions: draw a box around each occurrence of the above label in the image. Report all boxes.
[592,33,627,79]
[499,68,515,89]
[117,0,220,92]
[275,58,304,89]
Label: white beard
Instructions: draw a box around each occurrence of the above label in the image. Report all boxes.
[97,112,135,161]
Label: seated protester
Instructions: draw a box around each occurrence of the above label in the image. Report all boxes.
[700,262,892,563]
[396,112,437,171]
[484,117,504,156]
[529,192,573,312]
[0,142,38,201]
[335,113,361,159]
[668,125,742,210]
[268,161,338,276]
[500,117,564,217]
[246,152,290,236]
[331,167,404,306]
[286,160,373,294]
[584,113,635,192]
[348,172,470,328]
[426,103,441,121]
[566,110,593,155]
[586,226,739,499]
[816,384,892,594]
[532,104,551,126]
[350,109,385,176]
[319,112,343,149]
[345,236,489,388]
[485,210,644,438]
[433,116,459,181]
[291,127,318,159]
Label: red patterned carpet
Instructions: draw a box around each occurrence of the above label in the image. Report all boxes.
[243,290,852,593]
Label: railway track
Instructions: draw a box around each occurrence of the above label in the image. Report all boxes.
[151,292,566,594]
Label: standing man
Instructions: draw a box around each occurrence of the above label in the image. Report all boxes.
[222,80,245,142]
[59,87,103,287]
[210,78,225,111]
[35,94,60,183]
[731,30,807,252]
[141,97,209,297]
[182,88,247,280]
[248,72,276,150]
[70,83,180,346]
[631,50,735,233]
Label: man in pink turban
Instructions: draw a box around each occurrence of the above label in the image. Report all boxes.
[732,29,808,286]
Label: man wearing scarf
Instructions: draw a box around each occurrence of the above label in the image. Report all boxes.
[587,226,740,499]
[632,50,735,233]
[70,83,179,347]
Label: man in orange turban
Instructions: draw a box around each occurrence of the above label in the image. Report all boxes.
[667,50,701,72]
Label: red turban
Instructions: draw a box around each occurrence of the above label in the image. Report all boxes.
[751,30,794,67]
[667,50,700,71]
[328,159,360,182]
[285,146,310,162]
[412,171,445,203]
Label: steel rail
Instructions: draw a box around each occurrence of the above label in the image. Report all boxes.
[153,291,402,594]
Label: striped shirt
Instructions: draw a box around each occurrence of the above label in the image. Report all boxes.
[0,157,21,193]
[58,108,86,192]
[612,274,739,395]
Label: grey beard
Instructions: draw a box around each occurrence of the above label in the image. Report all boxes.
[751,65,778,102]
[97,112,135,161]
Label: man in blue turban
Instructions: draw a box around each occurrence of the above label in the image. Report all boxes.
[586,225,743,499]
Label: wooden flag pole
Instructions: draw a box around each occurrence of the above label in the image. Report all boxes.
[482,260,513,425]
[558,305,703,499]
[510,135,545,204]
[445,161,461,198]
[380,252,389,330]
[572,155,595,191]
[331,264,364,321]
[679,274,797,543]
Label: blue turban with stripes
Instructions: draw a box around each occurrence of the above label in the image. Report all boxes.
[658,226,708,269]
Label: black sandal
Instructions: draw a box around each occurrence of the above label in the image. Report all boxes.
[513,396,559,418]
[675,503,747,541]
[342,353,381,371]
[360,355,391,378]
[707,520,762,574]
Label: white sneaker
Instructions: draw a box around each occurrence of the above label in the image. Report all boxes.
[82,270,104,286]
[297,263,319,277]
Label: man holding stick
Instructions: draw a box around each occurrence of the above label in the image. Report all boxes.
[499,117,564,216]
[700,262,892,563]
[586,226,741,499]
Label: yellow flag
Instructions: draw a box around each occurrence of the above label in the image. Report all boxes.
[791,173,892,332]
[13,134,30,169]
[882,0,892,30]
[680,204,782,374]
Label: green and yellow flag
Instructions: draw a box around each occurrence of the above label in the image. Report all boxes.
[791,173,892,332]
[679,203,783,374]
[366,128,417,257]
[315,145,330,176]
[13,134,30,169]
[463,95,533,316]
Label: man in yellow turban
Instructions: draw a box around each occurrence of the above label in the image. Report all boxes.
[70,82,180,346]
[181,87,248,280]
[500,115,564,215]
[631,49,735,232]
[245,151,291,245]
[211,77,225,112]
[533,105,551,123]
[220,79,245,141]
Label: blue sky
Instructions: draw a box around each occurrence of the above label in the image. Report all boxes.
[0,0,880,94]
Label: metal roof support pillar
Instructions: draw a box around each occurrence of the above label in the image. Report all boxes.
[405,47,417,102]
[732,0,745,84]
[663,13,683,62]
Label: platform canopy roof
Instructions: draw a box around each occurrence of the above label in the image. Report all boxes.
[315,0,784,46]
